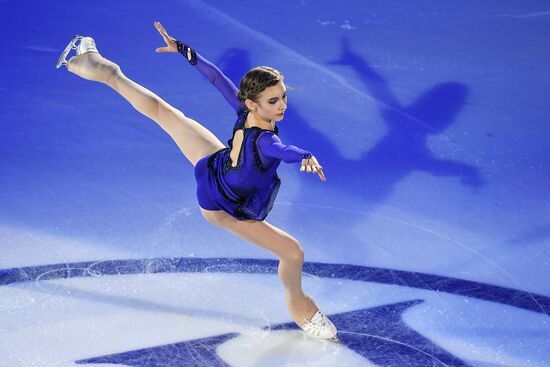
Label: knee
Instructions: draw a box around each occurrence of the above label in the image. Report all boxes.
[281,240,304,264]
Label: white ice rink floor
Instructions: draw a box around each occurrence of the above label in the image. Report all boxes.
[1,0,550,366]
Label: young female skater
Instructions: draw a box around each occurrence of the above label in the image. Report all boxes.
[56,21,337,341]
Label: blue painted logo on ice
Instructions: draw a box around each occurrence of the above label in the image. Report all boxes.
[1,257,548,366]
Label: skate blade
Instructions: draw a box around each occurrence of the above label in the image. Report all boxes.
[56,35,83,69]
[304,333,341,344]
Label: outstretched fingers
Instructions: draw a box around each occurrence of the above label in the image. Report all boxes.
[154,21,177,53]
[317,166,326,181]
[300,157,326,182]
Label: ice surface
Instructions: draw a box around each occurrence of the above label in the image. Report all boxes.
[1,0,549,366]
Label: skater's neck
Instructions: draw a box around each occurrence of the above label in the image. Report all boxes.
[245,111,275,131]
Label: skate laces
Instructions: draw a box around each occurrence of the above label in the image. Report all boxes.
[56,35,99,69]
[300,310,335,338]
[77,37,98,55]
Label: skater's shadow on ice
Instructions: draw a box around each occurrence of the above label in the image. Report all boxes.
[321,37,483,204]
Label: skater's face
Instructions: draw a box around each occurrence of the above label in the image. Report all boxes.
[251,82,287,122]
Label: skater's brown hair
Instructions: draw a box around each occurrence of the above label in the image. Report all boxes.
[238,66,284,104]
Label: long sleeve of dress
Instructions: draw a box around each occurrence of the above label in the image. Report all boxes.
[193,52,245,113]
[257,132,312,163]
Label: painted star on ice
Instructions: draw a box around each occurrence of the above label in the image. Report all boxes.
[76,300,471,367]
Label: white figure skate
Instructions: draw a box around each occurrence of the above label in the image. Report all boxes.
[56,35,99,69]
[300,309,339,342]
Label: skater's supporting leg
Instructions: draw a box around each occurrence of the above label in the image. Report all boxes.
[200,208,319,325]
[67,51,225,166]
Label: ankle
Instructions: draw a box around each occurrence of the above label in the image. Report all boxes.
[286,293,319,324]
[103,62,122,87]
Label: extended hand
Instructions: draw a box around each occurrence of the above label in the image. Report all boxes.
[154,21,178,53]
[300,156,326,182]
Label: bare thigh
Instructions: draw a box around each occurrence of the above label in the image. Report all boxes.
[200,208,304,261]
[115,82,227,166]
[168,113,226,166]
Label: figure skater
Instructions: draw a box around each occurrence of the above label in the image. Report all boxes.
[56,21,337,341]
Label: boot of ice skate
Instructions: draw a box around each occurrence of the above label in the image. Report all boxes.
[56,35,120,84]
[300,309,339,342]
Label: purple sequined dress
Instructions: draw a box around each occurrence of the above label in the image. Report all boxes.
[191,52,312,221]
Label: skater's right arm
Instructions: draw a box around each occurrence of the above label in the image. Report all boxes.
[154,22,244,113]
[190,53,243,113]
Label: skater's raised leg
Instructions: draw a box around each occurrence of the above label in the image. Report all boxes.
[62,36,225,166]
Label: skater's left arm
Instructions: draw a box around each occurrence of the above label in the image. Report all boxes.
[257,132,326,181]
[154,21,244,113]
